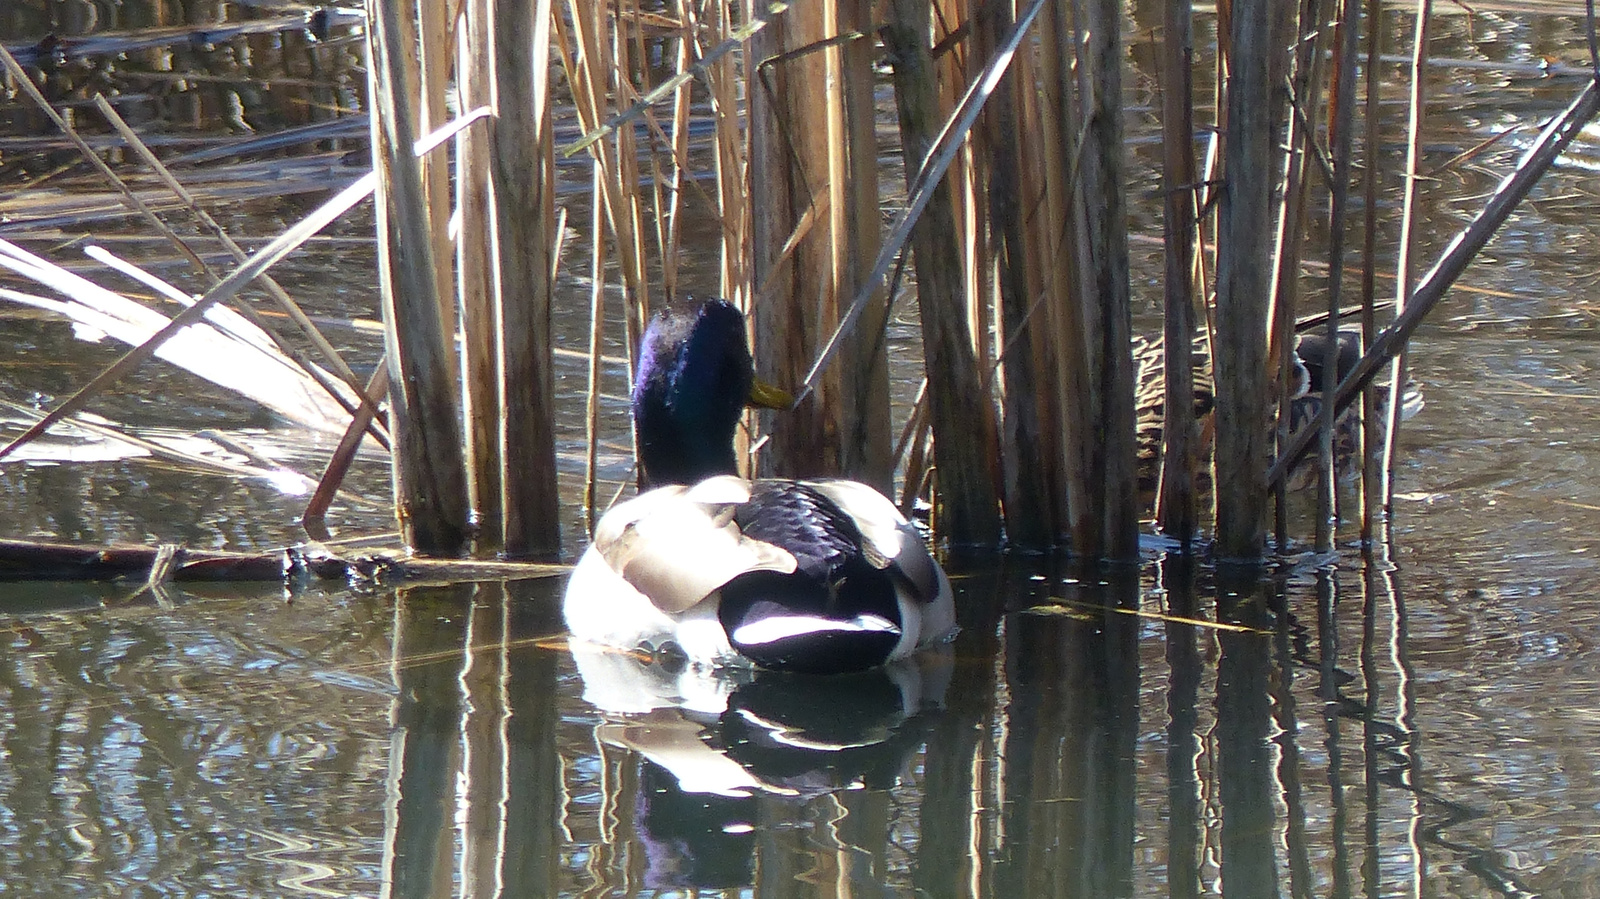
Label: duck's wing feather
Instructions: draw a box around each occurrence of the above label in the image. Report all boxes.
[804,479,944,605]
[593,475,797,614]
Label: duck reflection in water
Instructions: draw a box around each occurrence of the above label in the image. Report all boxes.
[572,641,953,890]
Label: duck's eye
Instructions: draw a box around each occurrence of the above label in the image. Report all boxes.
[650,641,688,674]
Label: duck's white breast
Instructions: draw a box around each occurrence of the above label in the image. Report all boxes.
[562,546,741,668]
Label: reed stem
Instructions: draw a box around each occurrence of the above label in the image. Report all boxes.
[456,0,503,546]
[1359,0,1387,540]
[1158,0,1199,546]
[1380,0,1432,515]
[1317,0,1362,553]
[1074,0,1138,560]
[490,0,561,559]
[882,0,1002,545]
[1213,0,1283,559]
[981,0,1051,548]
[365,0,470,555]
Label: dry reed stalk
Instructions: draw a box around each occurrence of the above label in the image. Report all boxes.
[1268,0,1330,549]
[588,0,739,431]
[0,165,378,463]
[896,384,932,514]
[833,0,894,491]
[610,74,725,233]
[961,154,990,386]
[782,0,1042,539]
[693,0,749,304]
[455,0,503,546]
[419,0,456,312]
[747,2,836,479]
[977,0,1051,547]
[584,164,608,534]
[612,0,687,310]
[1213,0,1284,560]
[0,44,216,278]
[1360,0,1387,540]
[1031,0,1085,550]
[1074,0,1137,560]
[1158,0,1199,545]
[623,0,670,300]
[39,241,350,431]
[304,363,391,542]
[365,0,471,555]
[1380,0,1432,513]
[609,0,650,334]
[793,0,1056,404]
[0,536,568,584]
[751,195,828,307]
[557,0,787,159]
[1183,12,1227,539]
[556,0,648,371]
[892,379,929,467]
[881,0,1001,544]
[924,0,980,364]
[560,0,697,512]
[1317,0,1363,553]
[659,5,695,301]
[0,105,482,471]
[490,0,561,558]
[0,398,319,494]
[558,0,676,519]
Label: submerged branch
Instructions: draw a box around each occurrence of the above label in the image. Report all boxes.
[0,537,566,587]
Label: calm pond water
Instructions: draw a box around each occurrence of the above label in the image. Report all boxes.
[4,2,1600,896]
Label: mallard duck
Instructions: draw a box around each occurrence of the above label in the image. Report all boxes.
[1132,328,1423,490]
[563,297,955,676]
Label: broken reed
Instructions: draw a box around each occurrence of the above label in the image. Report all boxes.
[359,0,1592,562]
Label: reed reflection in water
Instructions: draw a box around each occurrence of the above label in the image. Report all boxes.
[368,546,1539,897]
[0,547,1579,896]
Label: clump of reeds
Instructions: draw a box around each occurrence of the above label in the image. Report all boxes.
[255,0,1600,559]
[6,0,1594,564]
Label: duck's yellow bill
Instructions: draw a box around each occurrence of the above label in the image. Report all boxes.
[748,377,794,410]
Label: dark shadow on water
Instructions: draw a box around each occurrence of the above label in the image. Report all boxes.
[1163,555,1203,899]
[632,757,757,888]
[1214,567,1281,899]
[988,560,1140,899]
[914,553,1006,897]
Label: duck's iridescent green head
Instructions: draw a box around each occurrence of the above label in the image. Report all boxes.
[633,298,754,488]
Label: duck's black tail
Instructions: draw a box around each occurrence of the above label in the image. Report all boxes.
[717,562,902,675]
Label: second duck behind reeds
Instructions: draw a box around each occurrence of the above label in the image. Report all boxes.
[1133,328,1423,490]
